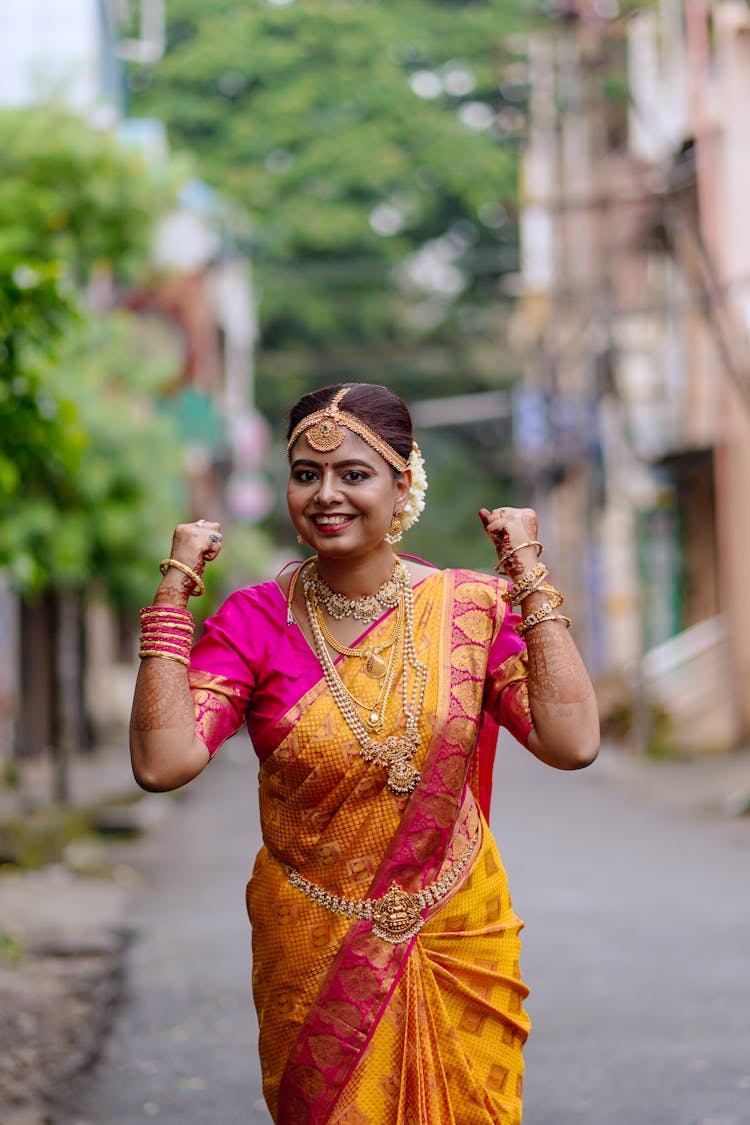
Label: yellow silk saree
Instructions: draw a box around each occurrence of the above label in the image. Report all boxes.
[190,566,533,1124]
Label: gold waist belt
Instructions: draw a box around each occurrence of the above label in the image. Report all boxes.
[282,827,479,945]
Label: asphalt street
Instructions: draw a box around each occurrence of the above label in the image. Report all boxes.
[59,735,750,1125]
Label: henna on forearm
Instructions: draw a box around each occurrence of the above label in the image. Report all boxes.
[130,657,196,732]
[519,582,599,767]
[132,583,196,731]
[130,521,223,789]
[481,506,599,766]
[515,574,594,704]
[524,622,593,705]
[153,574,196,608]
[130,655,209,790]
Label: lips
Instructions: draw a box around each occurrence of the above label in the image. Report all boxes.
[310,513,356,532]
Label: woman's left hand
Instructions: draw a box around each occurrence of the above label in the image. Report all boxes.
[478,506,540,578]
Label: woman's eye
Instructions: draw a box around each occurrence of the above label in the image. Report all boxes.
[294,470,318,483]
[343,470,367,482]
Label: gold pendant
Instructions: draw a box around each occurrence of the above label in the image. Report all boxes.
[371,883,424,944]
[362,650,387,679]
[386,760,420,795]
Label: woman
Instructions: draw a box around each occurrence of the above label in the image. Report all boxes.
[131,382,600,1125]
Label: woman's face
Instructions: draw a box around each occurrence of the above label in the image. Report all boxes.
[287,429,409,560]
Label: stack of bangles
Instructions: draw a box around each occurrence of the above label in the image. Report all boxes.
[138,605,195,667]
[138,559,204,666]
[497,543,572,637]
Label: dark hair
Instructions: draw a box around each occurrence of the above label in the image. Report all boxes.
[287,382,413,463]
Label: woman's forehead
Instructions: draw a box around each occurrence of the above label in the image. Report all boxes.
[290,427,385,466]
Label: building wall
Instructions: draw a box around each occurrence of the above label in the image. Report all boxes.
[513,2,746,751]
[0,0,119,115]
[708,4,750,736]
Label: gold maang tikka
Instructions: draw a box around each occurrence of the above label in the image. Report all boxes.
[287,387,409,473]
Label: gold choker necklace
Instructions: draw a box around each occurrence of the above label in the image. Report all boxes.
[306,558,409,624]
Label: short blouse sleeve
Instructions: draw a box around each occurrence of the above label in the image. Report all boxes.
[483,595,534,749]
[188,589,259,758]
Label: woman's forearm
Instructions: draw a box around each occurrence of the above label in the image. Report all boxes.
[523,610,601,770]
[509,545,600,770]
[130,656,210,791]
[129,571,210,791]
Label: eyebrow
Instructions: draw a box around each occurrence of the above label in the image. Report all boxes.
[291,458,376,470]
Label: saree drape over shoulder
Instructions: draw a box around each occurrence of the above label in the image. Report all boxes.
[189,567,534,1125]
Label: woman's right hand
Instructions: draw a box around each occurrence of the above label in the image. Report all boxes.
[168,519,224,574]
[156,520,224,606]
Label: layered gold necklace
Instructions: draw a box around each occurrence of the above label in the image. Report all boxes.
[301,558,428,796]
[311,596,402,682]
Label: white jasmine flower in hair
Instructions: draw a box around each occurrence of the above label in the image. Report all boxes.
[399,443,428,532]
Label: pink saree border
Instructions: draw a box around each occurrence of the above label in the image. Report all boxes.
[276,569,499,1124]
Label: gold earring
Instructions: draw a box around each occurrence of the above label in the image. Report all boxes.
[384,513,403,545]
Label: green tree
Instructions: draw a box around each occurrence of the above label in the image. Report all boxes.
[0,106,183,795]
[4,312,186,603]
[0,106,179,598]
[129,0,529,414]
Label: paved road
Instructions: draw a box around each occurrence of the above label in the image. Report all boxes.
[59,735,268,1125]
[60,737,750,1125]
[494,743,750,1125]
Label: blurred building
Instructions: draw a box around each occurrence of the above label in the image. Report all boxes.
[0,0,122,116]
[512,0,750,753]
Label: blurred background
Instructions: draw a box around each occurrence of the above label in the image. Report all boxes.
[3,0,750,791]
[2,2,750,1122]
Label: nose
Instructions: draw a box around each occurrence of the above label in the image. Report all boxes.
[315,469,343,505]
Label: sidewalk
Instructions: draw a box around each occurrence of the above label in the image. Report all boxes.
[0,744,171,1125]
[594,741,750,825]
[0,742,141,821]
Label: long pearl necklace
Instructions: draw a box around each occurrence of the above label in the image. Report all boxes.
[303,564,428,796]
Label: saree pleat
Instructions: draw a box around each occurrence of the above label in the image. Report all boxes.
[327,823,529,1125]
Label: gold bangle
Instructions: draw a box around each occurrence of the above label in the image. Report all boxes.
[501,562,549,603]
[159,558,205,596]
[139,649,191,667]
[522,614,572,636]
[515,595,564,635]
[516,609,571,637]
[495,540,544,573]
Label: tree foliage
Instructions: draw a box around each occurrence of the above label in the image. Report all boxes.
[130,0,529,410]
[4,312,187,605]
[0,107,160,283]
[0,107,183,604]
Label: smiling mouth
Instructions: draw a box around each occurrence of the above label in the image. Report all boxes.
[311,515,355,527]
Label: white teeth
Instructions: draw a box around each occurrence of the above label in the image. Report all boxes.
[314,516,350,526]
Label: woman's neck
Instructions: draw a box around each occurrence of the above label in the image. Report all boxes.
[314,545,398,597]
